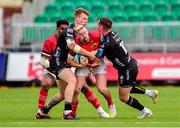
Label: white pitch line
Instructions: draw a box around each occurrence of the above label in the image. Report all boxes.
[1,121,180,124]
[1,127,180,128]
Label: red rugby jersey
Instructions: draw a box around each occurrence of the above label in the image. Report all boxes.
[75,30,101,52]
[41,34,57,58]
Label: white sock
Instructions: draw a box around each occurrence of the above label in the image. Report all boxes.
[145,90,153,96]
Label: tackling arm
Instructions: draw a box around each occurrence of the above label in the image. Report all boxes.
[66,39,95,61]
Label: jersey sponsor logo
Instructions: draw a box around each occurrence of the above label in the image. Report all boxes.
[97,48,104,57]
[92,42,98,49]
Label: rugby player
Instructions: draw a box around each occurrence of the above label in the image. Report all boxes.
[92,17,159,118]
[71,26,116,118]
[36,20,69,119]
[47,8,101,120]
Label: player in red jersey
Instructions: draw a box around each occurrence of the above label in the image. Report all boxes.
[35,20,109,119]
[70,26,116,118]
[35,20,69,119]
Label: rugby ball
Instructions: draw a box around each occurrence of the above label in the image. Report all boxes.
[74,54,87,64]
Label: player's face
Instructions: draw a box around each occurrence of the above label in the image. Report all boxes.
[57,24,68,36]
[77,27,89,43]
[76,13,88,26]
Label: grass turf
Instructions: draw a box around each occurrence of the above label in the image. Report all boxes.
[0,86,180,127]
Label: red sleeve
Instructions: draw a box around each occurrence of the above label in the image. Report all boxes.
[41,35,57,57]
[42,39,52,55]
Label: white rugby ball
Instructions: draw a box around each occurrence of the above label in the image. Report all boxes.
[74,54,87,64]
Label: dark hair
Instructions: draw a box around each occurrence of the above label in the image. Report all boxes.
[98,17,112,29]
[56,20,69,28]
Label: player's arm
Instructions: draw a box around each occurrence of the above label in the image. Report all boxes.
[40,52,51,68]
[40,39,52,68]
[66,38,95,60]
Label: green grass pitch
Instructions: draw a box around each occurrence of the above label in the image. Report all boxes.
[0,86,180,128]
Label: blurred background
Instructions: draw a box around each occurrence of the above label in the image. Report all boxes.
[0,0,180,86]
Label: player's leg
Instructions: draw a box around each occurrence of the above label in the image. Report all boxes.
[58,68,77,119]
[36,70,56,118]
[72,67,89,115]
[38,72,56,110]
[73,67,109,118]
[72,75,86,114]
[42,80,67,113]
[93,60,116,118]
[95,73,116,118]
[87,71,96,84]
[118,86,152,118]
[35,79,66,119]
[130,86,159,104]
[118,61,152,118]
[81,84,110,118]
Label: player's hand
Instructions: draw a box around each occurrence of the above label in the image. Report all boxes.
[80,57,89,67]
[40,57,50,68]
[89,62,99,68]
[88,52,96,61]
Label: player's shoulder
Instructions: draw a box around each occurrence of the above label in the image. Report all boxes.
[89,30,100,35]
[62,24,75,38]
[89,30,101,39]
[64,24,74,33]
[44,34,56,43]
[109,31,120,40]
[110,31,118,36]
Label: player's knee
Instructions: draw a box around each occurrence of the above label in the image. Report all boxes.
[81,86,89,93]
[56,94,64,101]
[75,87,81,94]
[119,95,128,103]
[41,78,54,88]
[97,87,106,94]
[67,77,77,85]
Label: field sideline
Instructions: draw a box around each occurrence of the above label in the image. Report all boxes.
[0,86,180,127]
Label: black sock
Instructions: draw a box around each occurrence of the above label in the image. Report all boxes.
[126,96,144,111]
[130,86,145,94]
[41,98,61,114]
[64,101,72,111]
[41,106,50,114]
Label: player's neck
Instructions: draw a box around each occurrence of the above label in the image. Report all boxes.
[103,29,111,36]
[55,32,60,38]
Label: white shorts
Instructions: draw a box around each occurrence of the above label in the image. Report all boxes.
[75,60,107,76]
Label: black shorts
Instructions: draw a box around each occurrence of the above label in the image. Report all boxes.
[118,58,138,88]
[45,67,59,80]
[50,59,71,78]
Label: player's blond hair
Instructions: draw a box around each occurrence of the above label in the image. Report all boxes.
[74,8,89,17]
[73,25,84,33]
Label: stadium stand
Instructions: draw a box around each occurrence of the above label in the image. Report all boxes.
[9,0,180,53]
[31,0,180,23]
